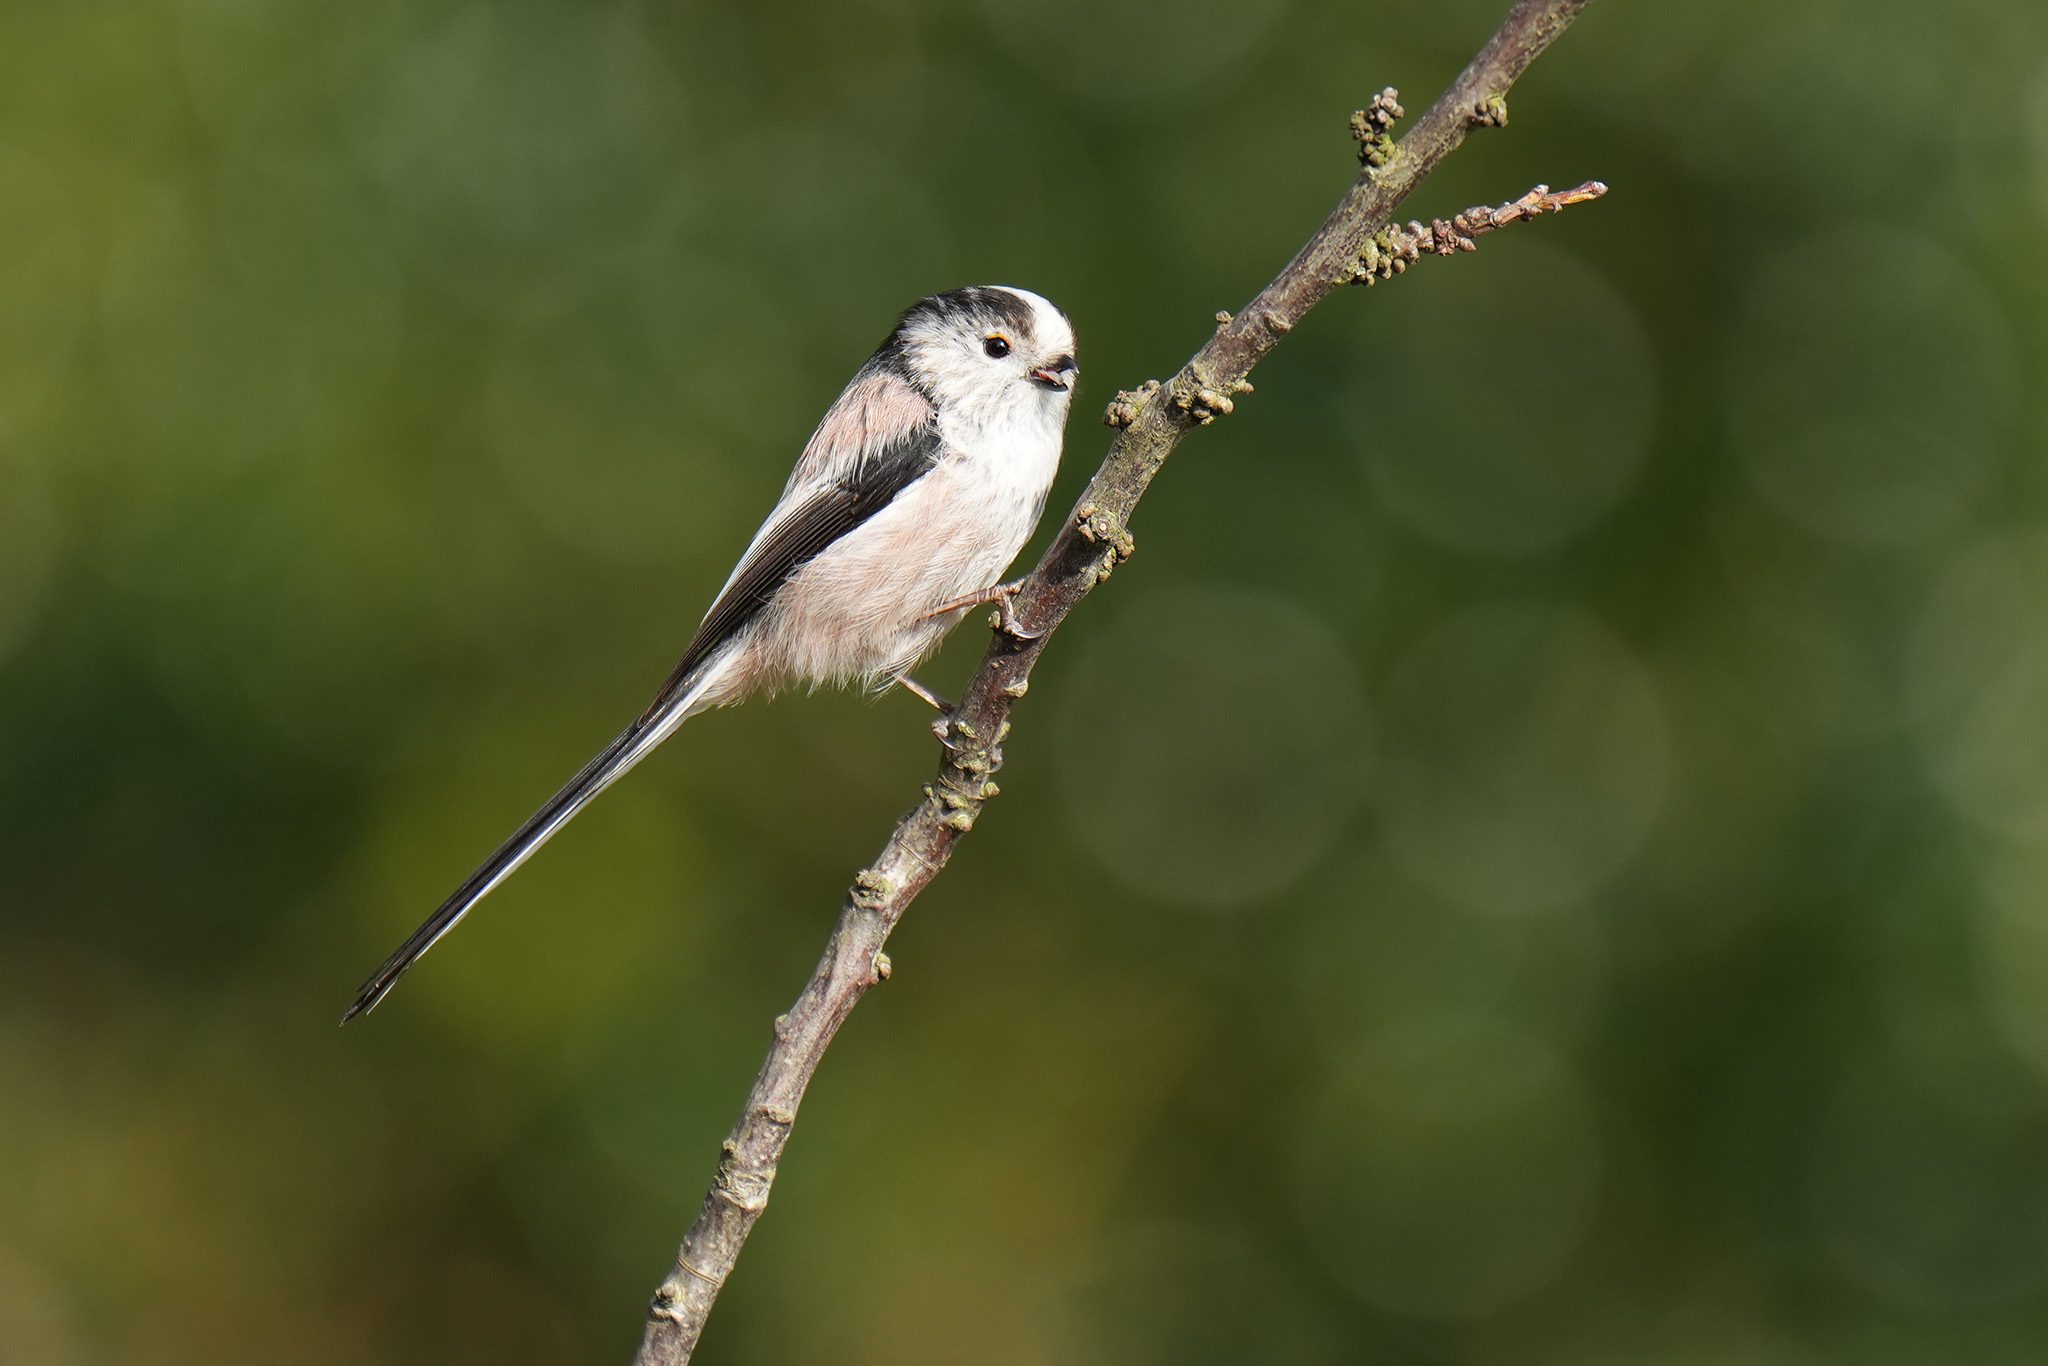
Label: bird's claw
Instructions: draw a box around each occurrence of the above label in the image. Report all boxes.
[988,583,1042,641]
[919,580,1040,640]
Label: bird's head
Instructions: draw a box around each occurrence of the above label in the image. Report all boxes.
[885,285,1077,428]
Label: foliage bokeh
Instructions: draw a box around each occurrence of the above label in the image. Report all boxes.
[5,0,2048,1361]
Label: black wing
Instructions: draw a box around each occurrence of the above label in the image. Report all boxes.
[638,417,944,720]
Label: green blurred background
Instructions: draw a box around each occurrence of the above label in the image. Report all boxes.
[5,0,2048,1361]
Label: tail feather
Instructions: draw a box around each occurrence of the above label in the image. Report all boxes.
[341,667,716,1023]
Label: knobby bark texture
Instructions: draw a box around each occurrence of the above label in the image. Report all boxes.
[633,2,1600,1360]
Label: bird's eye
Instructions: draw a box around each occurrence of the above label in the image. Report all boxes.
[983,335,1011,359]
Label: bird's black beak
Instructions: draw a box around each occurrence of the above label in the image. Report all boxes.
[1028,354,1077,391]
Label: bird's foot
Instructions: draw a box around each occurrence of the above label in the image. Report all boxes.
[922,580,1039,640]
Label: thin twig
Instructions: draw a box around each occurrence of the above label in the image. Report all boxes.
[632,2,1601,1360]
[1353,180,1609,283]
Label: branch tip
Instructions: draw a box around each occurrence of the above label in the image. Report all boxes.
[1350,178,1607,285]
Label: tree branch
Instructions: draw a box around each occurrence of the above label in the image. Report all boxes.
[632,2,1600,1360]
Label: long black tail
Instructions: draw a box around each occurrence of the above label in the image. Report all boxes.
[341,673,709,1022]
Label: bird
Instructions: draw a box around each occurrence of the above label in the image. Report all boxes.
[343,286,1078,1022]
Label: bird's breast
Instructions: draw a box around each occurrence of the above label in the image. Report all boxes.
[752,416,1063,688]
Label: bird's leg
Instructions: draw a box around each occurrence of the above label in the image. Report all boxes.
[893,673,953,714]
[920,580,1020,620]
[920,580,1040,640]
[892,673,963,743]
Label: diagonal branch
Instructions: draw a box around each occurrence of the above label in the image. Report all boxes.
[632,2,1601,1361]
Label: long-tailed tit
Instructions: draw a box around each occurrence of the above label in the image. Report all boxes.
[344,286,1077,1021]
